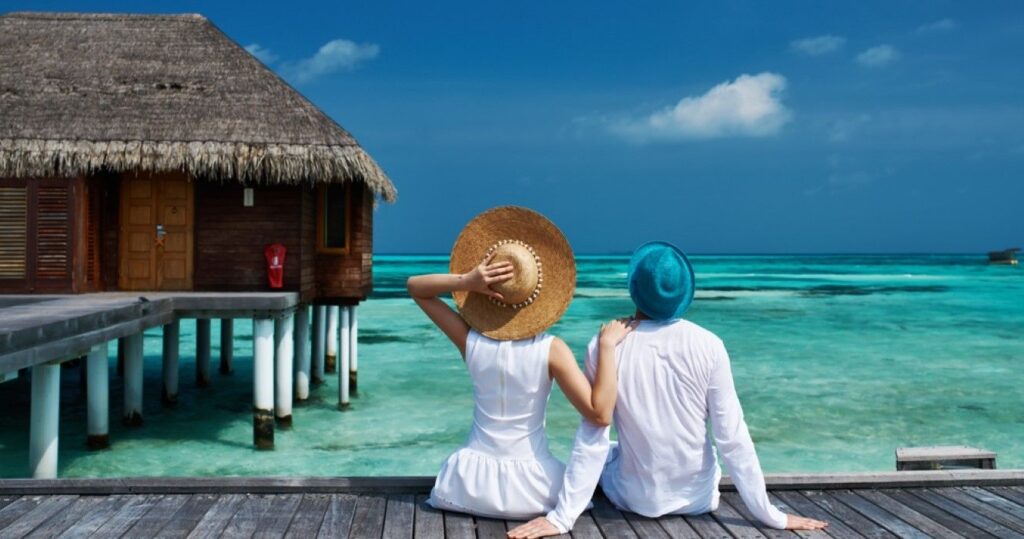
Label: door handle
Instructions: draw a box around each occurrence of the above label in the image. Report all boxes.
[155,224,166,247]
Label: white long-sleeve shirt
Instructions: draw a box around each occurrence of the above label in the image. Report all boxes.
[546,319,787,532]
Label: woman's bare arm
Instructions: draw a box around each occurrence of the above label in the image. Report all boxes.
[406,255,513,357]
[549,319,636,426]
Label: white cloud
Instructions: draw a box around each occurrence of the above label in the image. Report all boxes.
[610,72,792,142]
[282,39,380,84]
[790,35,846,56]
[916,18,959,34]
[245,43,279,64]
[856,45,900,67]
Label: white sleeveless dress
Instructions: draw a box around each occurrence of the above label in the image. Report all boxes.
[428,330,566,519]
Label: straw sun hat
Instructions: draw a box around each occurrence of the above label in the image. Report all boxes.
[449,206,576,340]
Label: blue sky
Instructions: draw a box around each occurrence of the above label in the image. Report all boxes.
[7,1,1024,253]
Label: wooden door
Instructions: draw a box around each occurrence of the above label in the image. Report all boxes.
[118,172,194,290]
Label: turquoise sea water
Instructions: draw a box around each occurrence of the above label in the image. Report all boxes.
[1,254,1022,477]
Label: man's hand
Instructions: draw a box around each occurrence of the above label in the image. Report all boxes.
[786,514,828,530]
[506,517,560,538]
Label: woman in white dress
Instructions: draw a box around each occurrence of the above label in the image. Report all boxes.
[406,206,634,529]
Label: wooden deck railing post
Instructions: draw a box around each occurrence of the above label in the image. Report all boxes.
[161,319,180,405]
[311,305,326,385]
[219,319,234,375]
[253,318,274,449]
[275,311,295,428]
[294,305,310,402]
[29,362,60,479]
[195,318,211,387]
[86,342,110,450]
[123,332,144,426]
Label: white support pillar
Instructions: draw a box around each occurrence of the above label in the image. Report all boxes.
[253,318,274,449]
[86,342,110,450]
[339,306,351,410]
[196,319,211,388]
[311,305,326,385]
[220,319,234,375]
[275,312,295,427]
[123,332,144,426]
[29,362,60,478]
[294,306,310,402]
[325,306,339,373]
[350,305,359,395]
[161,320,180,405]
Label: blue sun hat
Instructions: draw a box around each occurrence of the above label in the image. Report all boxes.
[627,241,695,320]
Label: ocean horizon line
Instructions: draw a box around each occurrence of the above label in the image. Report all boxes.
[375,252,993,257]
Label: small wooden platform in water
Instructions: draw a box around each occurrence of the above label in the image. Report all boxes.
[1,472,1023,538]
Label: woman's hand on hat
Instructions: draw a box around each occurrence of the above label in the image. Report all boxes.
[462,254,514,300]
[599,317,639,347]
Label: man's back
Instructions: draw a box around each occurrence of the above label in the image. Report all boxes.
[545,317,787,530]
[600,318,725,516]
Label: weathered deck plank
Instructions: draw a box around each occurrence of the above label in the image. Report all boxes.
[569,512,606,539]
[187,493,245,539]
[155,493,220,538]
[253,493,302,538]
[348,493,387,539]
[124,494,191,537]
[55,494,132,538]
[90,494,162,537]
[715,493,771,539]
[878,488,997,539]
[474,516,506,539]
[413,494,443,539]
[316,494,357,539]
[382,494,415,539]
[986,486,1024,508]
[622,510,672,538]
[801,490,897,539]
[771,491,861,539]
[906,488,1024,539]
[442,510,475,539]
[27,494,120,538]
[853,489,963,538]
[0,494,77,537]
[685,513,733,539]
[930,487,1024,534]
[653,515,702,539]
[0,495,45,530]
[283,494,331,538]
[589,496,639,538]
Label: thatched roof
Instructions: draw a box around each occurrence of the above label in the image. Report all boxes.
[0,12,396,201]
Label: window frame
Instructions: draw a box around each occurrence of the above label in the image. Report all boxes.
[316,182,352,255]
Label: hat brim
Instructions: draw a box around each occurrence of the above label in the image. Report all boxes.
[450,206,576,340]
[628,241,695,320]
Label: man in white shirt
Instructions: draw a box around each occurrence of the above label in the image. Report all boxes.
[508,241,828,538]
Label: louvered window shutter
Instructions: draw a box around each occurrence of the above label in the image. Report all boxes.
[0,186,28,279]
[34,185,72,283]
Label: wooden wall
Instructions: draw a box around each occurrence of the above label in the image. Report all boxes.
[193,182,315,297]
[316,182,373,303]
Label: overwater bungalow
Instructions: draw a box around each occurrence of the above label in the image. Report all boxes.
[0,11,396,476]
[0,11,395,297]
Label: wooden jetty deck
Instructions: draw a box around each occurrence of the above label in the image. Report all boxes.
[1,292,365,477]
[1,472,1023,538]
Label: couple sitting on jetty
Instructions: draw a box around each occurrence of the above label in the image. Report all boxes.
[406,206,828,538]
